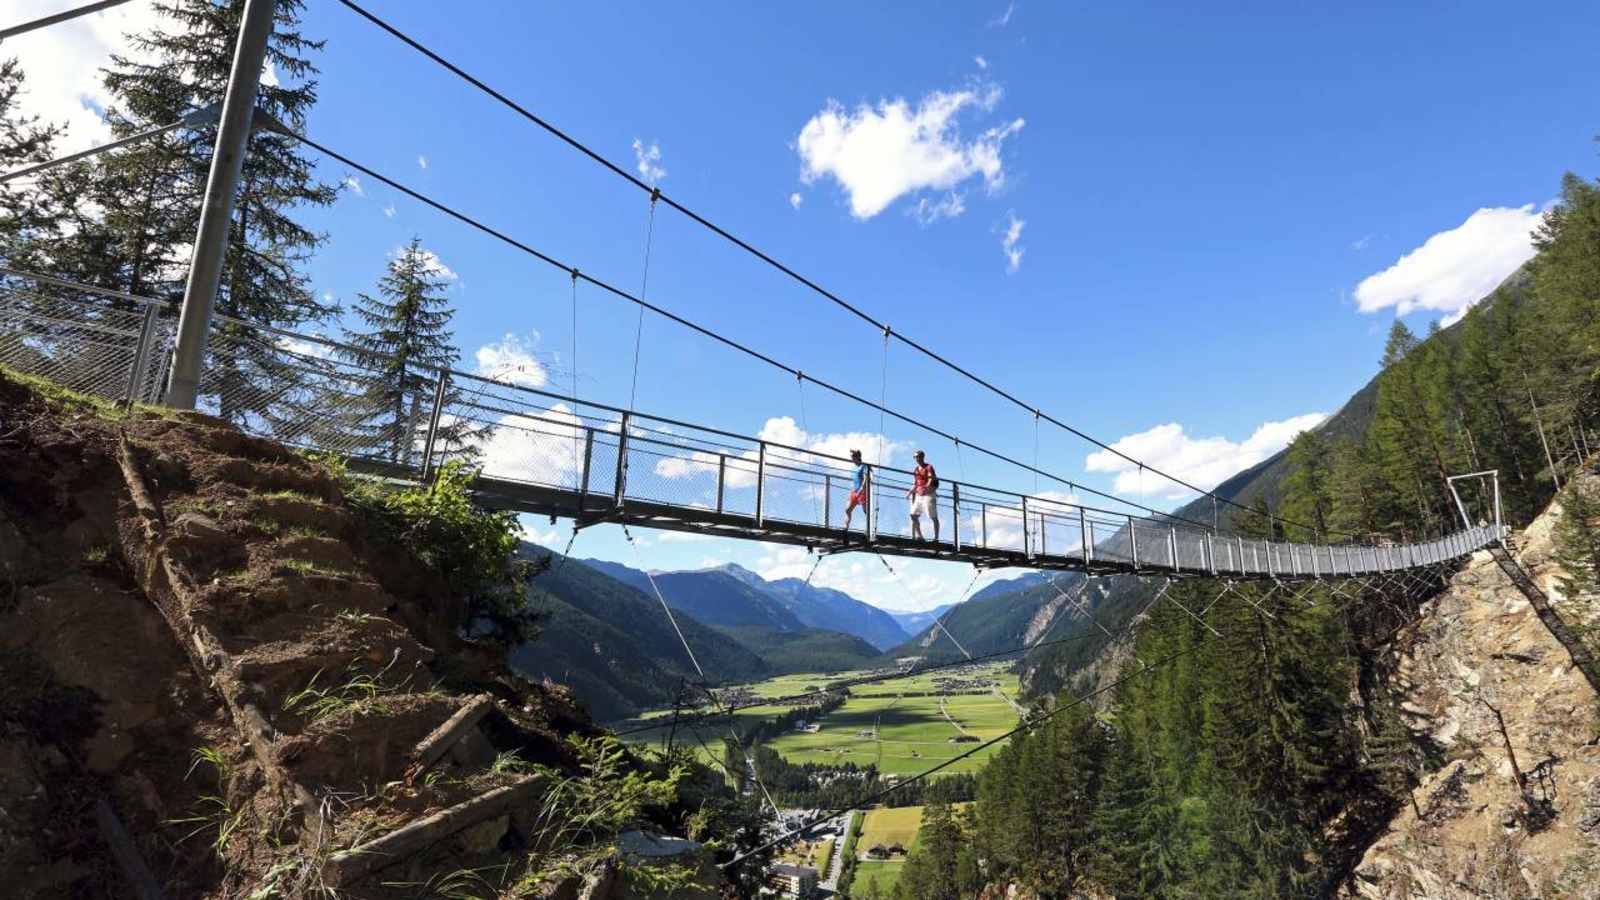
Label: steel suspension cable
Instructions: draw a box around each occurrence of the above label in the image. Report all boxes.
[331,0,1354,541]
[0,0,136,41]
[628,191,659,412]
[622,524,779,815]
[283,131,1213,529]
[724,640,1204,871]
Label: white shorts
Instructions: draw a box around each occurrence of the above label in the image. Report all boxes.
[910,494,937,518]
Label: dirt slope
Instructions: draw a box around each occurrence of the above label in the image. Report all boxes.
[1341,474,1600,899]
[0,372,713,899]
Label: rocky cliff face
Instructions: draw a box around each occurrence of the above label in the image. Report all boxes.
[1343,476,1600,899]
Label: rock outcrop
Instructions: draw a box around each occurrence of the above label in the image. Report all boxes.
[1342,474,1600,899]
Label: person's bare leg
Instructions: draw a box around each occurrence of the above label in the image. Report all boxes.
[932,510,941,542]
[911,513,923,540]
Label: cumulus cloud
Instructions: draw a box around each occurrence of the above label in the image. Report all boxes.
[475,334,550,388]
[383,203,396,219]
[417,154,429,170]
[975,55,990,70]
[656,531,715,543]
[632,139,667,184]
[1086,413,1328,499]
[0,1,166,154]
[788,192,803,210]
[1001,211,1025,272]
[390,244,457,283]
[989,1,1016,28]
[458,402,586,486]
[795,83,1024,220]
[1350,234,1372,251]
[1353,205,1540,325]
[652,415,904,505]
[342,175,365,197]
[913,192,966,225]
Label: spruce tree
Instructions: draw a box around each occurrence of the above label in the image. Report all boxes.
[339,239,462,464]
[0,59,68,272]
[68,0,336,420]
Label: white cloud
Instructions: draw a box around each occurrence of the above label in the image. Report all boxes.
[0,0,167,154]
[260,59,280,88]
[383,203,396,218]
[390,244,457,283]
[417,154,429,170]
[796,83,1025,220]
[913,192,966,225]
[975,55,989,70]
[1350,234,1372,251]
[1001,211,1025,272]
[1353,205,1540,323]
[656,531,715,543]
[1085,413,1328,499]
[652,415,904,495]
[459,402,586,486]
[275,333,333,361]
[989,2,1016,28]
[342,175,365,197]
[789,192,803,210]
[632,138,667,184]
[475,333,549,388]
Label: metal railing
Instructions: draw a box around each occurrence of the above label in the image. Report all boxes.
[0,275,1507,578]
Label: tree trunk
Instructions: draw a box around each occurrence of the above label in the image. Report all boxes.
[1488,545,1600,696]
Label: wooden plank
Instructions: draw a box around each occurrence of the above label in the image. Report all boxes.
[324,774,547,886]
[405,694,494,784]
[94,797,167,900]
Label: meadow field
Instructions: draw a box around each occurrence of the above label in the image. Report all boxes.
[615,663,1023,777]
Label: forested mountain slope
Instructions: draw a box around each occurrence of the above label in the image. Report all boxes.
[514,551,770,720]
[886,573,1089,663]
[877,157,1600,900]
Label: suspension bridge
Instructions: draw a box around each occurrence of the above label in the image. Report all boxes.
[0,268,1504,581]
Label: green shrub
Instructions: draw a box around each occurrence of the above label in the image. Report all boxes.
[344,459,545,645]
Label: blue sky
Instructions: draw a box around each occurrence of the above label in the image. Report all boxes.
[13,0,1600,609]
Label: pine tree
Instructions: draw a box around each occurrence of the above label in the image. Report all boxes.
[64,0,336,419]
[1554,478,1600,609]
[0,59,69,272]
[339,239,462,464]
[1282,430,1335,540]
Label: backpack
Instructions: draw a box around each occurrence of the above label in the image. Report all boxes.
[924,465,940,491]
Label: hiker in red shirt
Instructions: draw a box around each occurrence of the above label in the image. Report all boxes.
[908,449,940,542]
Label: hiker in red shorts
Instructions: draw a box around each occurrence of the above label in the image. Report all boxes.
[843,449,870,537]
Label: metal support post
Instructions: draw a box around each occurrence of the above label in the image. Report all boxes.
[165,0,277,408]
[1168,527,1179,573]
[1206,533,1217,574]
[1128,517,1139,569]
[754,442,767,526]
[578,431,594,500]
[718,456,728,514]
[418,369,449,482]
[981,504,988,548]
[951,483,961,550]
[868,467,878,542]
[123,304,160,408]
[1079,507,1091,562]
[1021,497,1032,558]
[821,473,830,526]
[613,412,631,506]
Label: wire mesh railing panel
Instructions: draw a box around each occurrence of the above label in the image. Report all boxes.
[0,289,153,401]
[1088,517,1133,565]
